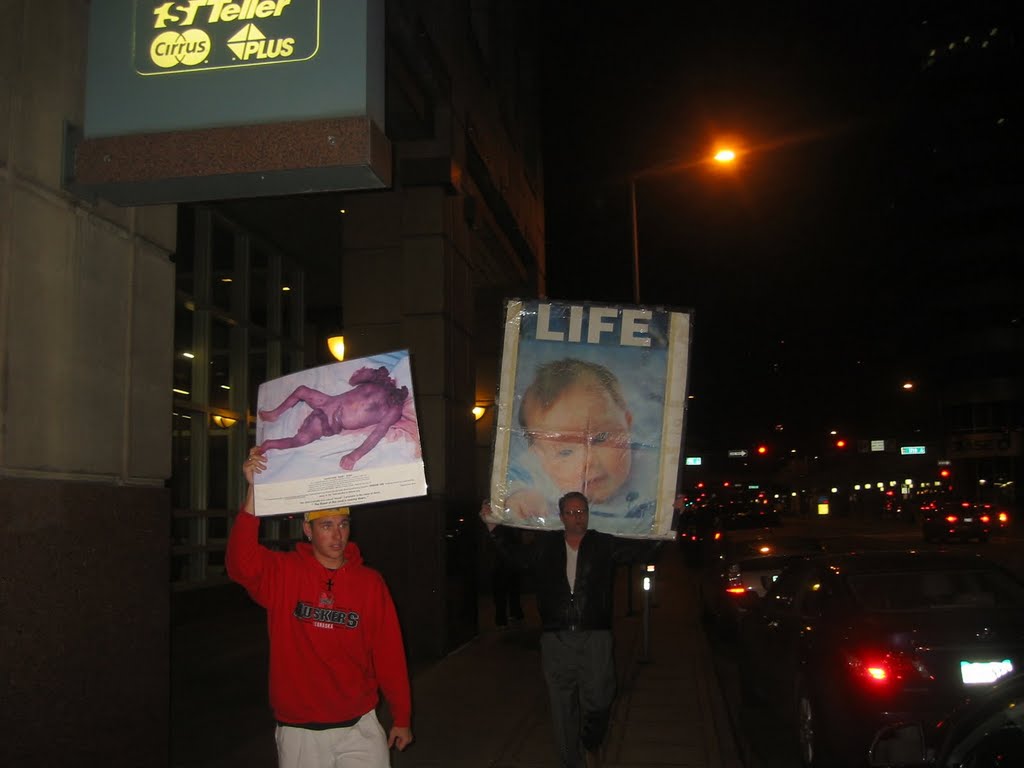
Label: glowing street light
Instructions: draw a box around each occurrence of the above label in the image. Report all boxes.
[629,143,744,304]
[713,148,737,164]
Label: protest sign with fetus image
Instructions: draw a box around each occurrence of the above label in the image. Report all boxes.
[489,300,691,539]
[253,350,427,516]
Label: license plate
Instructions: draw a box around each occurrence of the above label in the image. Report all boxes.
[960,659,1014,685]
[964,517,974,523]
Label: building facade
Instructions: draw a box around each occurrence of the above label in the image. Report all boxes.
[895,3,1023,507]
[0,1,544,764]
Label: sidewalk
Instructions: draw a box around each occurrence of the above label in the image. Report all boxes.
[172,545,743,768]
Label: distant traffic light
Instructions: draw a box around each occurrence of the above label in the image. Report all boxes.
[835,439,847,449]
[939,468,951,479]
[757,444,768,455]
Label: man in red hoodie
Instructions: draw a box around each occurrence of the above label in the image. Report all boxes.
[227,448,413,767]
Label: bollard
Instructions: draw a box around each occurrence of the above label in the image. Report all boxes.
[641,563,655,663]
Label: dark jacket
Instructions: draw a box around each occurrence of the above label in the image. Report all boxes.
[491,527,659,632]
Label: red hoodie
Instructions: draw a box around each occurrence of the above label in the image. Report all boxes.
[226,512,411,728]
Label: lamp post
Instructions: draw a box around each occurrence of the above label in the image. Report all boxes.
[629,146,739,305]
[630,179,641,304]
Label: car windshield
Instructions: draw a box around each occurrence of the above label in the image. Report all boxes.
[847,569,1024,611]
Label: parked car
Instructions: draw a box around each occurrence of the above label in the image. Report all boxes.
[737,550,1024,768]
[869,672,1024,767]
[698,530,827,635]
[721,504,782,530]
[921,501,1002,543]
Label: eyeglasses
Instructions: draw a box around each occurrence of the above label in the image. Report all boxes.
[561,508,588,518]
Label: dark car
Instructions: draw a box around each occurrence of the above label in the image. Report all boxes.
[869,672,1024,767]
[677,504,726,565]
[921,501,1000,543]
[679,502,785,566]
[737,550,1024,768]
[698,529,827,635]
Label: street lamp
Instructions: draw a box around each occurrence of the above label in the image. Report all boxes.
[629,145,740,304]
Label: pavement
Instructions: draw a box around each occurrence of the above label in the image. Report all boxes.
[172,542,744,768]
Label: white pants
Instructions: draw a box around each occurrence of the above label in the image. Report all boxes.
[275,710,390,768]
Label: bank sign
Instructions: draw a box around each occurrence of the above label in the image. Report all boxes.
[85,0,383,138]
[136,0,319,75]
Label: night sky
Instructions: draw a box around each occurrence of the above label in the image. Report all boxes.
[539,3,957,457]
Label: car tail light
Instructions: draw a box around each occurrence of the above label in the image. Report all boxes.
[979,514,991,524]
[999,512,1009,524]
[724,564,746,596]
[843,648,931,688]
[945,515,959,524]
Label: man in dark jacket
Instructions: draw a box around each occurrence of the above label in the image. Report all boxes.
[481,491,658,768]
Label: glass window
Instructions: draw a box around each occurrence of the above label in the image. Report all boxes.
[171,554,191,583]
[285,347,305,375]
[208,317,232,410]
[170,411,194,509]
[173,302,195,401]
[282,271,302,342]
[797,571,833,616]
[250,244,270,329]
[764,563,808,610]
[249,341,268,411]
[172,205,308,588]
[848,568,1024,611]
[211,218,235,311]
[170,516,192,546]
[208,427,229,510]
[207,515,228,540]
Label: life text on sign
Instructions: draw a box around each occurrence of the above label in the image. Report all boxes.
[533,303,653,348]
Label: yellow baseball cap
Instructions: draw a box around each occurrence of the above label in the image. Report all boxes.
[304,507,350,522]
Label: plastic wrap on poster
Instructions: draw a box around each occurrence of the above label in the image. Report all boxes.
[252,350,427,516]
[487,300,692,539]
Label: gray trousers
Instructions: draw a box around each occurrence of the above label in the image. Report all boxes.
[540,630,616,768]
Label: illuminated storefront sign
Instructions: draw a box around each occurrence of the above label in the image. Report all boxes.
[85,0,383,139]
[136,0,320,75]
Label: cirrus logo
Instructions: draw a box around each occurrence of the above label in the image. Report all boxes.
[149,29,212,68]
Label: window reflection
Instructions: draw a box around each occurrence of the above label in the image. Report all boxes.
[170,205,309,589]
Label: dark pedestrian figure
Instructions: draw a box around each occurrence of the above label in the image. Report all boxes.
[490,528,525,627]
[481,491,659,767]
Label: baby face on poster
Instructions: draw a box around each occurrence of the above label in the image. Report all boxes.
[519,357,634,504]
